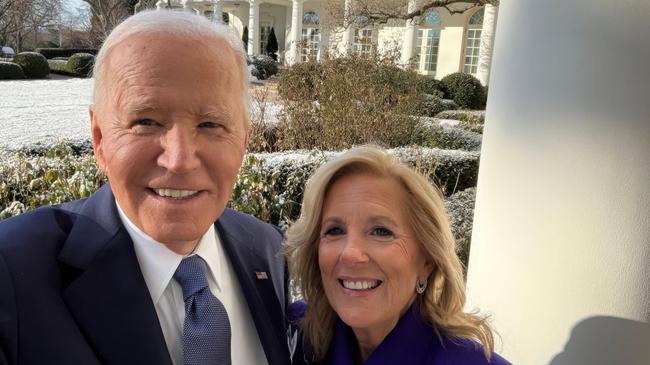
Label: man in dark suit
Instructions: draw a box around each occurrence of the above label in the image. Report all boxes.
[0,10,291,365]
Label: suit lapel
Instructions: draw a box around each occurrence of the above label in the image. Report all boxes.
[58,185,172,365]
[216,219,290,365]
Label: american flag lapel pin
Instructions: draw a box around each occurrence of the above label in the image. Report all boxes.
[255,271,269,280]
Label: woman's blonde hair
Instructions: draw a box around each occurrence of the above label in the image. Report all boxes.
[285,145,495,360]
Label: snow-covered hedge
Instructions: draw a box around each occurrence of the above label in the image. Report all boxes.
[1,146,479,254]
[445,187,476,269]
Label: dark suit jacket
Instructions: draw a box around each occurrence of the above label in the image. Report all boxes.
[0,184,291,365]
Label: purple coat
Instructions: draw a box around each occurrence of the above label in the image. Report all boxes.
[291,302,512,365]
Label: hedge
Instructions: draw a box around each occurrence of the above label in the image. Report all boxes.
[47,53,95,77]
[1,144,479,222]
[0,61,25,79]
[12,52,49,79]
[445,187,476,269]
[36,48,98,59]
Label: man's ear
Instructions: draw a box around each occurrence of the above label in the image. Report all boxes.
[89,106,107,174]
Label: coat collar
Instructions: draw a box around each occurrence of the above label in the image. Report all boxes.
[327,303,437,365]
[58,184,173,364]
[216,211,291,365]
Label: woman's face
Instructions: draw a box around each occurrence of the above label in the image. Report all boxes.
[318,172,431,343]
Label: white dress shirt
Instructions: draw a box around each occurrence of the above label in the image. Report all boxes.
[116,203,268,365]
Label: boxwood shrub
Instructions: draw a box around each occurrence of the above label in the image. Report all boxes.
[441,72,486,109]
[67,53,95,77]
[12,52,49,79]
[0,61,25,79]
[36,48,98,59]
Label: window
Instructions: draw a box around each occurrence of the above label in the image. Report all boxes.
[301,11,320,61]
[416,9,442,74]
[260,26,272,55]
[463,8,484,75]
[354,28,373,56]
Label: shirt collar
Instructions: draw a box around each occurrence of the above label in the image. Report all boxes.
[116,201,223,304]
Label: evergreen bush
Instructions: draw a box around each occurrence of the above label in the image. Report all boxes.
[265,27,278,61]
[35,48,98,59]
[441,72,486,109]
[416,75,447,97]
[67,53,95,77]
[47,60,74,76]
[0,61,25,79]
[12,52,49,79]
[250,55,278,80]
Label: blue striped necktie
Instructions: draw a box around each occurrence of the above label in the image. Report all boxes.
[174,255,231,365]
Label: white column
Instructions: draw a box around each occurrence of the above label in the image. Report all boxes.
[466,1,650,364]
[247,0,260,55]
[400,0,418,67]
[182,0,194,12]
[341,0,354,55]
[286,0,303,65]
[212,0,222,23]
[156,0,166,10]
[476,4,498,86]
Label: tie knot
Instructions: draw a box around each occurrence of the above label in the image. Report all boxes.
[174,255,210,301]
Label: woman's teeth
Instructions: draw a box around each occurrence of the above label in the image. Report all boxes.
[342,280,380,290]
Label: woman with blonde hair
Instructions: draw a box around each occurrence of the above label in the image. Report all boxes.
[285,145,511,365]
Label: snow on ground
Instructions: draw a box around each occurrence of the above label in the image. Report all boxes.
[0,78,283,151]
[1,78,93,151]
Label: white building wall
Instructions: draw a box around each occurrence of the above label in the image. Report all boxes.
[377,27,404,56]
[466,0,650,364]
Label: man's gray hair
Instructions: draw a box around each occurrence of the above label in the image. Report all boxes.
[92,9,250,120]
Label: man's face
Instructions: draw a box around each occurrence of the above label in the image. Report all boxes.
[90,33,248,253]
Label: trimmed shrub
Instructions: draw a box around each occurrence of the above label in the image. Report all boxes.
[416,75,447,98]
[12,52,49,78]
[441,72,486,109]
[250,55,278,80]
[67,53,95,77]
[445,187,476,269]
[437,110,485,133]
[1,145,478,224]
[415,94,458,117]
[35,48,98,59]
[47,59,75,76]
[0,61,25,79]
[277,61,324,101]
[411,120,482,151]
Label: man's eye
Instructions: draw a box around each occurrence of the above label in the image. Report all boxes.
[371,226,393,237]
[323,226,344,236]
[198,121,223,129]
[133,119,160,127]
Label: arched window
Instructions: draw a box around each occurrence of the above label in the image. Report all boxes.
[414,9,442,74]
[463,8,484,75]
[353,16,374,56]
[302,11,320,61]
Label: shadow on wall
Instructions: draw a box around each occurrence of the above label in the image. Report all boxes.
[548,316,650,365]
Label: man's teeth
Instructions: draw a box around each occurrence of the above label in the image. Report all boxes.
[154,189,197,198]
[342,280,380,290]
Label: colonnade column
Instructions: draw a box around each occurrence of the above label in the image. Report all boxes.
[400,0,418,67]
[247,0,260,55]
[476,4,498,85]
[286,0,303,65]
[466,0,650,364]
[212,0,222,23]
[341,0,354,55]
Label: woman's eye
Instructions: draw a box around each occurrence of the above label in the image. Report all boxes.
[323,226,344,236]
[371,226,393,237]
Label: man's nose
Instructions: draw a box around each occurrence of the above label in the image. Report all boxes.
[340,233,370,265]
[158,125,200,173]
